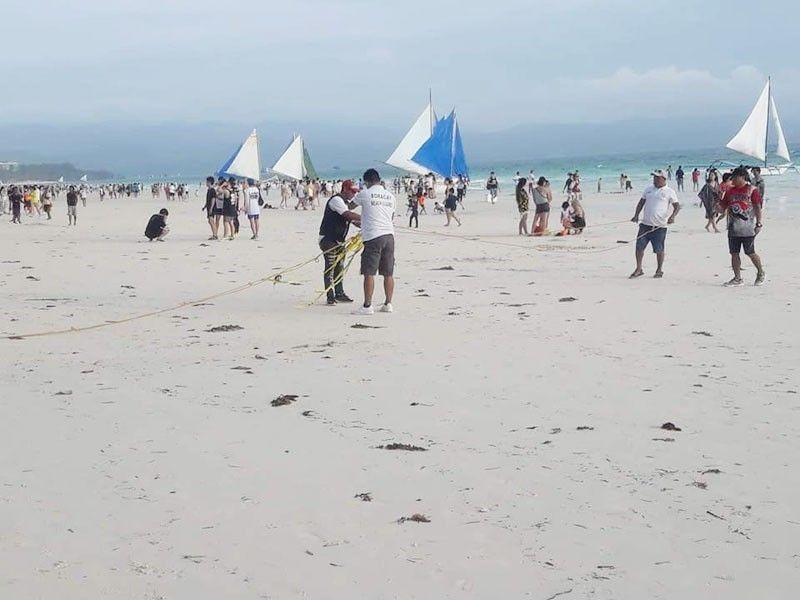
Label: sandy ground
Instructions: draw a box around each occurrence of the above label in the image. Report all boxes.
[1,185,799,599]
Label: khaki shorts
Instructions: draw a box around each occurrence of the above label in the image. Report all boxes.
[361,234,395,276]
[67,205,77,216]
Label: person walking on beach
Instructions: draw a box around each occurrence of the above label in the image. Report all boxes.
[444,186,462,227]
[531,176,552,235]
[203,176,219,240]
[243,178,263,240]
[352,168,396,315]
[718,166,765,286]
[486,171,499,203]
[698,176,720,233]
[629,169,681,279]
[692,168,701,192]
[751,167,765,204]
[9,186,23,224]
[456,176,466,210]
[675,166,685,192]
[42,187,54,219]
[319,179,361,305]
[66,185,79,225]
[408,191,419,228]
[666,165,673,180]
[515,177,530,235]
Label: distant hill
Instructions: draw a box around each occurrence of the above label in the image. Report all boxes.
[0,162,113,183]
[0,115,796,178]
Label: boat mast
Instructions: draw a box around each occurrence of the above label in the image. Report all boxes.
[764,77,771,168]
[429,87,433,136]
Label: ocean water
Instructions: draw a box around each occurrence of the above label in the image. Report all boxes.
[459,146,800,199]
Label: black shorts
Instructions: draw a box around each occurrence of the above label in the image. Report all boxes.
[361,234,395,276]
[212,207,224,216]
[728,236,756,255]
[535,203,550,214]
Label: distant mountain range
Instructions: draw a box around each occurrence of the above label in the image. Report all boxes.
[0,115,796,178]
[0,162,113,183]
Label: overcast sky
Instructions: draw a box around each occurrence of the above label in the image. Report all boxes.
[4,0,799,131]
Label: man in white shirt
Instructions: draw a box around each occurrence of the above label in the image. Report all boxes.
[352,168,395,315]
[630,169,681,279]
[242,178,262,240]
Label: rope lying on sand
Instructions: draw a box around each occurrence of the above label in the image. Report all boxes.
[396,219,663,254]
[4,250,326,341]
[3,219,662,341]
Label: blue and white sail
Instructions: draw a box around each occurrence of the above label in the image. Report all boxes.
[411,110,468,179]
[217,129,261,180]
[386,102,436,175]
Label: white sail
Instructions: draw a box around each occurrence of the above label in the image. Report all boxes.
[80,174,88,182]
[272,135,306,180]
[769,95,791,162]
[219,129,261,180]
[58,176,64,183]
[726,81,770,163]
[386,103,435,175]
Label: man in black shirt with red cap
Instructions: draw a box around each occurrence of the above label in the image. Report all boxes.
[318,180,361,305]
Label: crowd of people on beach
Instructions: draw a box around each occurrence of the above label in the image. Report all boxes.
[3,158,772,305]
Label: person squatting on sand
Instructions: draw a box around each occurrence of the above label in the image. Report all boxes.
[630,169,680,279]
[318,179,361,305]
[145,208,170,241]
[718,166,765,287]
[352,168,396,315]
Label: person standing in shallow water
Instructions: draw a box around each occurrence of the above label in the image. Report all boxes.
[515,178,530,235]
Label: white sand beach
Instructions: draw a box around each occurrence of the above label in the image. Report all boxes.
[1,186,799,599]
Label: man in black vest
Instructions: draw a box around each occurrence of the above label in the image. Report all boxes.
[319,179,361,305]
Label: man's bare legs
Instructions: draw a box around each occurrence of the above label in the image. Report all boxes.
[362,275,394,308]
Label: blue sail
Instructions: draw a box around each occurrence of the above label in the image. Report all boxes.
[411,110,468,178]
[216,139,244,179]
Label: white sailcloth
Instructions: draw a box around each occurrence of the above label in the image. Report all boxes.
[272,135,306,180]
[769,95,791,162]
[726,81,770,163]
[386,103,435,175]
[223,129,261,180]
[80,174,88,182]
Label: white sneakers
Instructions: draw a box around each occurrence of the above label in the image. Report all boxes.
[351,303,393,316]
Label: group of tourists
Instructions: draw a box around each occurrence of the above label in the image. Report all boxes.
[0,183,89,224]
[202,176,265,241]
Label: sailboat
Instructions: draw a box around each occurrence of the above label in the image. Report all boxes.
[386,98,436,175]
[411,109,469,179]
[271,135,317,180]
[726,78,793,176]
[217,129,262,180]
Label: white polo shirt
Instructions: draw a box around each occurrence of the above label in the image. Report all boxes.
[353,184,395,242]
[640,184,679,227]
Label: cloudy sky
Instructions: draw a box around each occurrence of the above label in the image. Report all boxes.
[3,0,798,131]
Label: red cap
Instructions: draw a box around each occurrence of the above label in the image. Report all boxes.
[341,179,359,194]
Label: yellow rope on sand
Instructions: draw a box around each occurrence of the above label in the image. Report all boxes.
[4,250,326,341]
[307,234,364,306]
